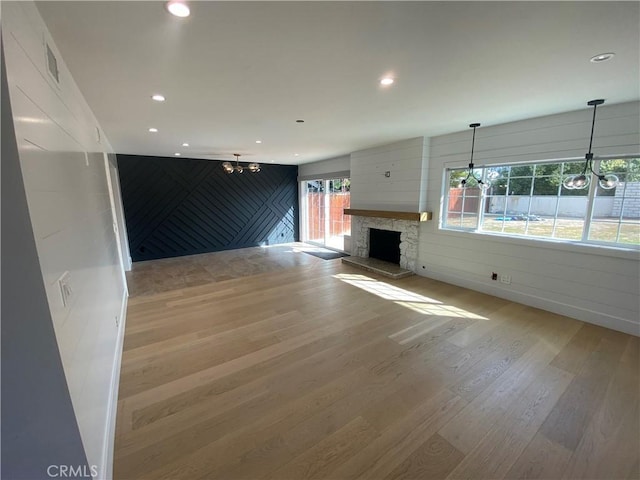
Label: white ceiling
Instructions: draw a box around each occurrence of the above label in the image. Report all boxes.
[37,1,639,165]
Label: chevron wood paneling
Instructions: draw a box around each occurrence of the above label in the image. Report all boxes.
[117,155,299,262]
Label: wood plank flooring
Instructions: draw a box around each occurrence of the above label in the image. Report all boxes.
[114,258,639,479]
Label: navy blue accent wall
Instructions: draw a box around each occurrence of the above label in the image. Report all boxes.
[117,154,299,262]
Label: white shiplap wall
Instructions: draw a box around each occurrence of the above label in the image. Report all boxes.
[419,101,640,335]
[298,154,350,180]
[351,137,429,211]
[3,2,128,478]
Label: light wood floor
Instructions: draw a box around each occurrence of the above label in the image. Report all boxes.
[114,258,639,480]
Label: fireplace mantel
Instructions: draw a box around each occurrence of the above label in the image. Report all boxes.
[344,209,432,222]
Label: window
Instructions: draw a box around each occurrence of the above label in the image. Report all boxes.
[443,157,640,247]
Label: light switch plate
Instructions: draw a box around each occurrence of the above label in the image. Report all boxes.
[58,271,72,307]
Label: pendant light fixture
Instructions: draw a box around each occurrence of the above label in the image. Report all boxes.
[459,123,492,192]
[221,154,261,174]
[563,99,618,190]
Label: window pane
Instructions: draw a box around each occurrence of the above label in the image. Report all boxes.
[510,165,534,177]
[444,168,481,229]
[589,220,619,243]
[523,218,555,238]
[305,180,325,243]
[619,223,640,245]
[562,161,586,175]
[459,214,479,229]
[507,178,532,195]
[588,158,640,245]
[621,192,640,221]
[532,176,559,195]
[552,217,585,240]
[555,195,587,240]
[481,214,505,233]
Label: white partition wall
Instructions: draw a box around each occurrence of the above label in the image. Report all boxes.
[3,2,129,477]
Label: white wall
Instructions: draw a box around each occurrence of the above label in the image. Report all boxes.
[298,154,350,180]
[420,101,640,336]
[3,2,128,478]
[351,137,429,211]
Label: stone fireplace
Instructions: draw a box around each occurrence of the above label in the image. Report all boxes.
[350,215,420,271]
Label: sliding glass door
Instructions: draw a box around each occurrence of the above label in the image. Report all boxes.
[302,178,351,251]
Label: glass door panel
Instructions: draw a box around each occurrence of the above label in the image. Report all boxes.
[302,178,350,251]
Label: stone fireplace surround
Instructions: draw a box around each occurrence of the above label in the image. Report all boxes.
[350,215,420,271]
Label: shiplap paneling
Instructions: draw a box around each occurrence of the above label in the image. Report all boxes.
[117,154,299,262]
[3,2,128,478]
[419,101,640,335]
[298,154,351,180]
[351,137,427,211]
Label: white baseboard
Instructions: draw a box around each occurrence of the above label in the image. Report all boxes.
[419,270,639,337]
[99,288,128,480]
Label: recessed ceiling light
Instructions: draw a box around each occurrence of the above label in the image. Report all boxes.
[256,140,262,144]
[166,1,190,17]
[182,143,189,147]
[294,153,299,156]
[590,52,615,63]
[380,77,395,86]
[151,94,165,102]
[148,127,158,133]
[174,152,181,156]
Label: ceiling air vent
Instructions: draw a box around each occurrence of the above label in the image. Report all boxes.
[46,43,59,83]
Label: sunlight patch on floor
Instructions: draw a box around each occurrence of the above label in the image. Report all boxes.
[396,301,487,320]
[334,273,487,320]
[334,273,441,303]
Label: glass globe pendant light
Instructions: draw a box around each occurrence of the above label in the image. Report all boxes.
[221,160,234,174]
[221,153,261,174]
[563,99,619,191]
[459,123,491,192]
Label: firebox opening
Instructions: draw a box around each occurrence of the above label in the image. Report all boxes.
[368,228,401,265]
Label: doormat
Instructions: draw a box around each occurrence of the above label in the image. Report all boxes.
[303,250,349,260]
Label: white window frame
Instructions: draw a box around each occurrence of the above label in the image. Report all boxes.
[441,155,640,250]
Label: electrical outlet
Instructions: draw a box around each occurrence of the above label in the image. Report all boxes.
[500,275,512,284]
[491,272,498,281]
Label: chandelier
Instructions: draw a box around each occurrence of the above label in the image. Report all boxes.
[458,122,496,192]
[222,154,260,174]
[563,99,618,190]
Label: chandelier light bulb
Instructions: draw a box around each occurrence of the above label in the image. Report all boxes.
[599,174,619,190]
[563,175,576,189]
[572,174,589,189]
